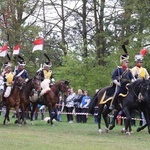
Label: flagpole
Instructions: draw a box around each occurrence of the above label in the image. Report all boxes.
[41,0,46,67]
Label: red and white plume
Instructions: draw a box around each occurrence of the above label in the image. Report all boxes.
[13,44,21,55]
[0,44,8,57]
[32,38,44,52]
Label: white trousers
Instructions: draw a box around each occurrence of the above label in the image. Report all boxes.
[4,87,11,97]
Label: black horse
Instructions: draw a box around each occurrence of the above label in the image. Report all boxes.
[89,79,150,135]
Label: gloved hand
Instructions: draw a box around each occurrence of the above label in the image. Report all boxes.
[113,79,121,86]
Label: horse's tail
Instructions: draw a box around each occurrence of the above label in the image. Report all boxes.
[88,92,99,115]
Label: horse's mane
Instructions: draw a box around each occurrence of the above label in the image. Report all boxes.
[26,78,32,84]
[127,79,144,90]
[9,79,19,96]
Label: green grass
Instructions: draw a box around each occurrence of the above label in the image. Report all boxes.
[0,113,149,150]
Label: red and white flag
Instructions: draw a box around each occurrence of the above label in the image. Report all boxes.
[32,38,44,52]
[0,44,8,57]
[13,44,21,55]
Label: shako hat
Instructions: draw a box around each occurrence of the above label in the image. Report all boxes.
[4,61,11,69]
[18,55,26,67]
[120,45,129,64]
[43,53,52,68]
[134,54,143,63]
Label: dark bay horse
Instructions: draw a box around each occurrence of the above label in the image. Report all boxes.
[89,79,150,135]
[19,76,41,125]
[3,77,25,125]
[30,80,69,125]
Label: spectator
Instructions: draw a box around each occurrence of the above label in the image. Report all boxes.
[57,96,64,122]
[74,89,84,123]
[66,88,76,123]
[38,104,45,120]
[80,90,91,123]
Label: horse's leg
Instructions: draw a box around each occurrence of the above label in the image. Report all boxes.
[123,107,132,135]
[48,105,54,126]
[109,108,120,130]
[102,105,112,133]
[3,107,10,125]
[97,105,104,133]
[15,106,21,126]
[20,104,27,125]
[137,108,150,134]
[30,103,37,124]
[137,124,147,132]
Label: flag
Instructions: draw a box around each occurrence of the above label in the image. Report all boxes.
[13,44,21,55]
[0,44,8,57]
[32,38,44,52]
[140,48,148,56]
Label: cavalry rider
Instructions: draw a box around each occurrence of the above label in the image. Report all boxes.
[37,61,55,97]
[14,57,29,82]
[131,54,149,80]
[131,54,149,126]
[2,62,14,99]
[109,53,134,110]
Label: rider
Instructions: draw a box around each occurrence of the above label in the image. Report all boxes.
[131,54,149,126]
[109,54,134,110]
[14,56,29,82]
[37,61,55,97]
[131,54,149,80]
[2,62,14,99]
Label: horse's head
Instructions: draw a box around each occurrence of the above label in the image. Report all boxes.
[138,79,150,102]
[15,77,25,88]
[31,75,41,92]
[60,80,70,94]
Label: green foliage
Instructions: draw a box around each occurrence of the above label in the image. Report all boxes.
[54,53,113,95]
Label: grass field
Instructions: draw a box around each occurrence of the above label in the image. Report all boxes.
[0,112,149,150]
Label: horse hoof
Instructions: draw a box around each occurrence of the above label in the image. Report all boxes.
[105,128,109,133]
[136,128,141,132]
[131,131,134,134]
[109,126,114,130]
[98,129,102,133]
[7,122,10,125]
[121,128,126,133]
[14,120,18,124]
[126,132,131,135]
[30,121,34,125]
[18,124,22,127]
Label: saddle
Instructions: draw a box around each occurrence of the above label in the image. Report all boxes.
[99,83,129,105]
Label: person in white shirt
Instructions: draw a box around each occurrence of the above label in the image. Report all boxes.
[65,88,76,123]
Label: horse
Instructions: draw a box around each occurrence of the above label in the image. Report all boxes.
[30,80,69,125]
[3,77,25,126]
[88,79,150,135]
[19,76,41,125]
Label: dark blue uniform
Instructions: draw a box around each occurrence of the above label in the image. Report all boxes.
[111,67,134,108]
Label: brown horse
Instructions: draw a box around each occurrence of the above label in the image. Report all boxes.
[30,80,69,125]
[3,77,25,125]
[19,76,41,125]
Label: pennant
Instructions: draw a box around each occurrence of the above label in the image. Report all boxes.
[0,44,8,57]
[13,44,21,55]
[32,38,44,52]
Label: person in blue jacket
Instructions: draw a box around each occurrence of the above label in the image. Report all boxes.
[80,90,91,123]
